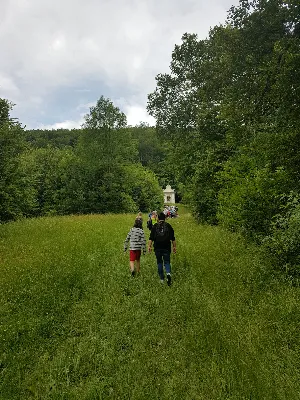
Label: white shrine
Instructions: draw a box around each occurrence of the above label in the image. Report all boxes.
[163,185,175,204]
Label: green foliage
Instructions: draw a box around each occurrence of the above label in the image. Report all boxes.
[124,164,164,212]
[82,95,127,129]
[188,167,219,225]
[185,139,230,224]
[25,128,81,148]
[18,146,83,216]
[147,33,207,134]
[77,126,137,169]
[76,104,139,214]
[79,168,136,214]
[263,192,300,278]
[147,0,300,274]
[217,158,290,239]
[217,126,300,247]
[129,124,179,193]
[0,95,167,220]
[0,99,28,221]
[147,31,232,220]
[0,98,12,125]
[131,125,165,168]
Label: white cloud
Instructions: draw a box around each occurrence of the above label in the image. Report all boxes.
[37,118,84,130]
[126,105,156,127]
[0,0,240,128]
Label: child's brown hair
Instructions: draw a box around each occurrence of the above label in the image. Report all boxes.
[134,219,142,229]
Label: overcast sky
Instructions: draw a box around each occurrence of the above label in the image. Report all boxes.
[0,0,239,130]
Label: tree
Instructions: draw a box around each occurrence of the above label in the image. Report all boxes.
[82,96,127,129]
[0,98,12,126]
[147,0,300,224]
[18,146,85,216]
[123,164,164,212]
[0,99,28,221]
[79,96,135,171]
[147,32,229,216]
[76,96,140,213]
[25,128,80,148]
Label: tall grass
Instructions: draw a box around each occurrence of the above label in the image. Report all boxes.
[0,208,299,399]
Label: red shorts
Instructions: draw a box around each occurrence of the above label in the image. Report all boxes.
[130,250,141,261]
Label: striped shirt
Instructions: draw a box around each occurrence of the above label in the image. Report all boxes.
[124,227,146,251]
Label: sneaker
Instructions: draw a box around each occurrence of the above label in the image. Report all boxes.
[167,274,172,286]
[131,271,135,277]
[160,279,164,284]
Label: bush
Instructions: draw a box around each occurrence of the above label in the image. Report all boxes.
[188,158,221,225]
[124,164,164,212]
[217,155,291,240]
[263,192,300,278]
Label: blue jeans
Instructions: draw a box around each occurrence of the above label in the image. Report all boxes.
[155,249,171,280]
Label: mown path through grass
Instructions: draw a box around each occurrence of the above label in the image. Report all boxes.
[0,207,299,399]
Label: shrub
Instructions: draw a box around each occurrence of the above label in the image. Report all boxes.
[188,157,221,225]
[124,164,164,212]
[263,192,300,278]
[217,155,291,240]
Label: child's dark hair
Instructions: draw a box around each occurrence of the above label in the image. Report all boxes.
[134,218,142,228]
[158,212,166,221]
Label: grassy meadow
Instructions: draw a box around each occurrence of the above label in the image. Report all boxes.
[0,207,299,399]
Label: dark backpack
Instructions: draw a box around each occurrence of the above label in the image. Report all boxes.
[155,222,169,242]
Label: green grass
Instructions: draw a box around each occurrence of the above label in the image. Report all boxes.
[0,208,299,399]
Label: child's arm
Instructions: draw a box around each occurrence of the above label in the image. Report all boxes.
[124,229,131,251]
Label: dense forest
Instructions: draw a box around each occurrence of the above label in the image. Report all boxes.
[1,0,300,277]
[0,96,172,220]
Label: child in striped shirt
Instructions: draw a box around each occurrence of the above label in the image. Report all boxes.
[124,218,146,277]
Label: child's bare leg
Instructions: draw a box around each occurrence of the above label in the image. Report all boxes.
[130,261,135,272]
[136,259,141,273]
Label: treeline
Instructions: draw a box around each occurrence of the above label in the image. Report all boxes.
[0,96,176,221]
[147,0,300,276]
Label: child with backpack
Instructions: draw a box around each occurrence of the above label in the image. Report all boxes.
[148,212,176,286]
[124,218,146,277]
